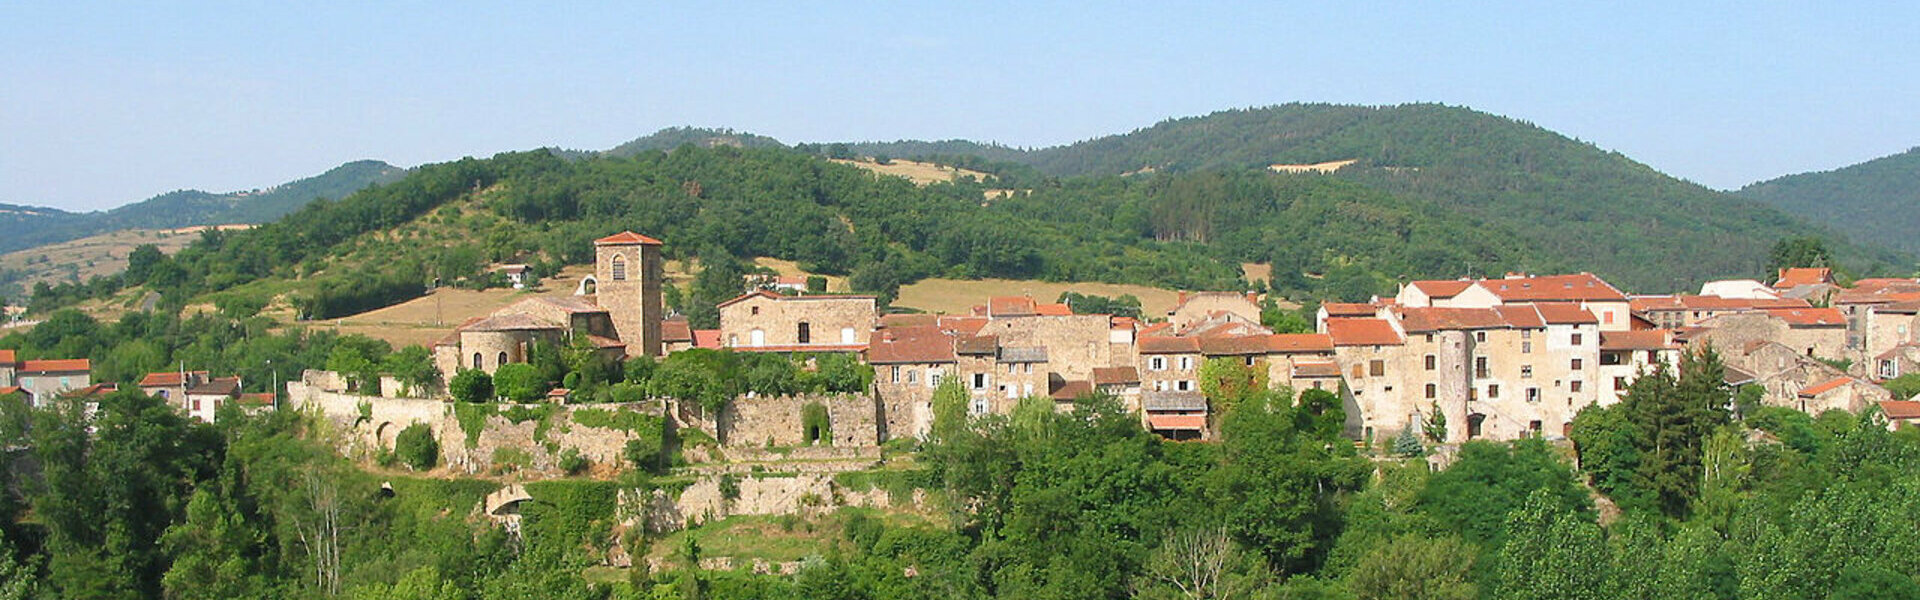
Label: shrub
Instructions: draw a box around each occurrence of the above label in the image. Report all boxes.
[559,448,588,475]
[802,402,831,445]
[625,436,665,474]
[449,369,493,403]
[718,473,741,501]
[394,424,439,471]
[493,363,544,403]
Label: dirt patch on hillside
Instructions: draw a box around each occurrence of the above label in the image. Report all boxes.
[0,225,254,292]
[831,159,993,186]
[894,278,1183,317]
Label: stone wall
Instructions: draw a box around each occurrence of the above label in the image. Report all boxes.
[718,294,876,348]
[628,472,923,534]
[973,314,1117,379]
[717,393,879,448]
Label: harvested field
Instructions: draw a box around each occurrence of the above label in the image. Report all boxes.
[0,225,253,293]
[831,158,992,186]
[894,278,1184,316]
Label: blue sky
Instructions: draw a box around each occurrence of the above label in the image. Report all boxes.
[4,2,1916,211]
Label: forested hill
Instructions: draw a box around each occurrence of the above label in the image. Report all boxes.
[1736,147,1920,256]
[0,160,404,255]
[812,104,1908,291]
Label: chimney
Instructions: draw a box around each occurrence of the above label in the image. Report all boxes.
[1246,292,1259,305]
[1178,291,1189,305]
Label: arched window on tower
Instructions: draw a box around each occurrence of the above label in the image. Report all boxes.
[498,352,509,367]
[473,353,483,369]
[610,254,627,281]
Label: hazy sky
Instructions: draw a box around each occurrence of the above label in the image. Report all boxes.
[4,2,1916,212]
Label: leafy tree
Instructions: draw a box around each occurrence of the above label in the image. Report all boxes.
[158,487,269,600]
[1212,389,1370,574]
[394,424,439,471]
[1349,534,1477,600]
[1423,402,1447,442]
[0,529,37,600]
[1766,235,1835,278]
[381,345,442,396]
[1495,489,1610,600]
[491,363,544,403]
[1416,439,1590,552]
[448,369,493,403]
[1882,374,1920,401]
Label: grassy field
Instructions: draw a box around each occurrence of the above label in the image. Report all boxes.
[830,158,992,186]
[0,225,252,293]
[314,264,597,348]
[894,278,1185,316]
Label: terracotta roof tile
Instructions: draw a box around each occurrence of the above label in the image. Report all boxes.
[1398,307,1512,332]
[1599,330,1673,351]
[1266,333,1335,353]
[20,359,90,373]
[880,314,939,329]
[1534,303,1598,325]
[1092,366,1140,385]
[1775,267,1833,288]
[693,329,722,349]
[1494,305,1548,328]
[1882,400,1920,419]
[939,316,988,336]
[733,344,866,353]
[1799,376,1858,397]
[955,335,999,355]
[1292,361,1341,378]
[188,376,242,397]
[867,327,957,364]
[139,371,208,387]
[463,313,561,332]
[1408,280,1474,298]
[1477,273,1627,302]
[987,296,1038,318]
[1320,303,1379,317]
[660,318,693,343]
[593,231,664,246]
[0,350,13,365]
[1035,303,1073,316]
[1326,318,1403,346]
[237,393,275,407]
[1049,380,1094,401]
[1147,414,1207,431]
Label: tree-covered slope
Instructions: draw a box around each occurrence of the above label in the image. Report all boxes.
[0,160,404,255]
[1737,147,1920,256]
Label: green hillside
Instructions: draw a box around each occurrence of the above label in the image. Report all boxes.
[1737,147,1920,256]
[0,160,405,255]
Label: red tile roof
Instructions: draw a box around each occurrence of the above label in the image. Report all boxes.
[660,318,693,343]
[880,314,938,328]
[1320,303,1379,317]
[188,377,242,397]
[1398,307,1512,332]
[237,393,275,407]
[1035,303,1073,316]
[1093,366,1140,385]
[692,329,722,349]
[1534,303,1598,324]
[463,313,561,332]
[593,231,664,246]
[1266,333,1335,353]
[1198,335,1271,356]
[1881,400,1920,419]
[0,350,13,365]
[0,386,21,397]
[1775,267,1833,289]
[1764,307,1847,327]
[586,335,627,349]
[733,344,866,354]
[987,296,1038,317]
[1147,414,1207,431]
[954,335,999,355]
[867,327,957,364]
[1799,376,1857,398]
[20,359,89,373]
[1599,330,1673,351]
[1326,318,1403,346]
[1110,316,1139,330]
[939,316,988,337]
[61,383,117,398]
[1139,336,1202,354]
[1477,273,1627,302]
[140,371,208,387]
[1493,305,1548,328]
[1136,322,1174,337]
[1050,380,1094,401]
[1408,280,1474,298]
[1292,361,1341,378]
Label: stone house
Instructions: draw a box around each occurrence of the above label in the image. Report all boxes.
[1598,330,1679,404]
[1629,295,1810,330]
[13,358,91,408]
[1795,376,1888,415]
[1139,336,1202,395]
[1691,308,1848,365]
[1860,300,1920,366]
[1727,341,1848,411]
[140,370,211,414]
[1396,273,1632,332]
[1881,400,1920,431]
[867,324,959,439]
[1774,267,1840,304]
[1875,344,1920,381]
[184,376,243,423]
[717,291,875,351]
[1092,366,1142,410]
[1166,291,1262,331]
[1325,317,1409,441]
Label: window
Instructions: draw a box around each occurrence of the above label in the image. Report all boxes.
[1023,363,1032,374]
[1424,354,1436,370]
[891,366,900,384]
[1425,383,1437,399]
[1571,358,1584,370]
[1475,331,1487,343]
[473,353,483,369]
[192,399,201,411]
[1603,311,1615,325]
[497,352,508,367]
[1426,334,1435,343]
[929,371,942,388]
[1352,364,1365,379]
[1571,333,1584,345]
[1522,341,1532,354]
[797,322,811,344]
[907,369,918,384]
[1614,376,1627,391]
[1526,388,1541,403]
[610,254,627,281]
[971,397,989,415]
[1369,360,1385,377]
[1149,357,1166,371]
[1023,383,1034,397]
[841,327,855,344]
[1529,420,1543,436]
[1521,365,1533,378]
[750,306,759,315]
[1179,356,1194,370]
[1488,384,1500,398]
[1570,380,1584,392]
[1177,380,1192,391]
[1521,329,1533,339]
[1474,357,1489,379]
[1244,356,1256,366]
[750,329,765,346]
[972,373,987,390]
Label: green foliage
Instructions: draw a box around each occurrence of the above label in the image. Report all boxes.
[393,424,438,471]
[448,368,493,403]
[1423,402,1447,442]
[1883,374,1920,401]
[1198,356,1266,412]
[571,407,657,433]
[1390,428,1425,457]
[325,335,392,392]
[1766,235,1839,278]
[491,362,545,403]
[1416,439,1590,553]
[625,436,667,475]
[1740,146,1920,256]
[1495,489,1610,600]
[1349,534,1477,600]
[802,402,832,445]
[381,345,442,396]
[718,474,742,501]
[557,448,587,475]
[1571,349,1733,518]
[1056,291,1143,319]
[452,402,491,448]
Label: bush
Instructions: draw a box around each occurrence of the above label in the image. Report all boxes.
[394,424,439,471]
[449,369,493,403]
[625,436,665,475]
[718,473,741,501]
[559,448,588,475]
[802,402,831,445]
[493,363,545,403]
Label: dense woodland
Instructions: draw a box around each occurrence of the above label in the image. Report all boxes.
[1738,146,1920,256]
[4,333,1920,598]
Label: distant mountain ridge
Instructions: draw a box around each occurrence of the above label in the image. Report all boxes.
[1736,147,1920,257]
[0,160,405,255]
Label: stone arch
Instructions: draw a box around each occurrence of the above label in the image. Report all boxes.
[575,275,598,296]
[375,421,400,449]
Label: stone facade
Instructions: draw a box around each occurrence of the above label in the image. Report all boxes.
[1694,312,1848,364]
[595,232,665,358]
[1167,292,1261,330]
[717,393,880,448]
[718,292,875,349]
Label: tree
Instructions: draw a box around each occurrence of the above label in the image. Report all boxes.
[492,363,544,403]
[448,369,493,403]
[158,488,269,600]
[1766,235,1834,278]
[1422,402,1447,442]
[1495,489,1611,600]
[1133,526,1270,600]
[123,244,166,286]
[1198,357,1267,414]
[382,345,442,396]
[0,528,37,600]
[1348,534,1477,600]
[394,424,439,470]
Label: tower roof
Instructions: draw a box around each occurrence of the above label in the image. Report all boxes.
[594,231,664,246]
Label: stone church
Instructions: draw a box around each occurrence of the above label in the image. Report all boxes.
[432,231,666,378]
